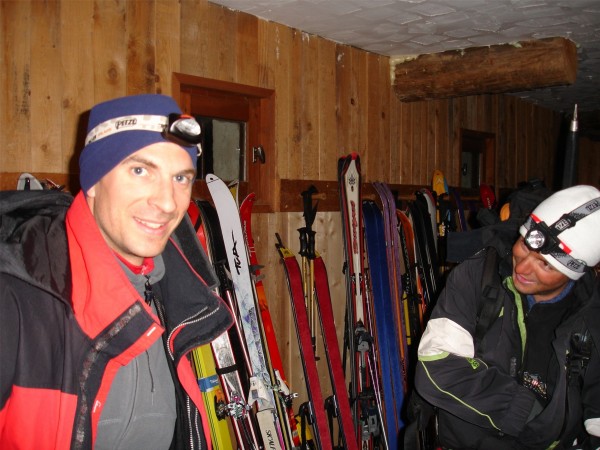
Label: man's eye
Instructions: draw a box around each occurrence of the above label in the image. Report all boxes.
[543,261,556,271]
[175,174,193,185]
[132,167,147,176]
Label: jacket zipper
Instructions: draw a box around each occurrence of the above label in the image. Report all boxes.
[145,277,212,450]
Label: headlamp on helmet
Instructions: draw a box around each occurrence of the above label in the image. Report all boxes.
[523,216,568,254]
[522,196,600,275]
[524,227,547,251]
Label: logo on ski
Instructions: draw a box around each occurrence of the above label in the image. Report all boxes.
[231,230,242,275]
[349,171,357,191]
[265,430,277,449]
[351,200,359,254]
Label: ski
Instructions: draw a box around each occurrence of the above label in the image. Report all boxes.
[362,199,405,449]
[449,187,467,231]
[408,197,439,312]
[312,252,359,450]
[432,169,450,238]
[190,343,236,450]
[432,170,453,269]
[298,186,359,450]
[338,153,386,449]
[338,153,367,326]
[189,200,262,450]
[372,182,409,380]
[418,188,439,253]
[240,192,301,448]
[275,234,334,450]
[396,209,426,340]
[206,174,288,450]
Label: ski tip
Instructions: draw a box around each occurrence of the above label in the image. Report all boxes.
[432,169,448,195]
[339,152,360,163]
[240,192,257,208]
[479,183,496,209]
[17,173,45,191]
[205,173,219,183]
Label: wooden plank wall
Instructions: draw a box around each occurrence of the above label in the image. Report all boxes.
[1,0,594,406]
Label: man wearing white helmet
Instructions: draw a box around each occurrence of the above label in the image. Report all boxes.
[414,185,600,449]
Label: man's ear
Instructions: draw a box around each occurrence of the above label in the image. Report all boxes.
[86,185,96,198]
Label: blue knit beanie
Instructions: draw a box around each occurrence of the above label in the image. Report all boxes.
[79,94,199,193]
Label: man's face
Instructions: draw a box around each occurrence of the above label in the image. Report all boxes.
[86,142,196,266]
[512,237,570,302]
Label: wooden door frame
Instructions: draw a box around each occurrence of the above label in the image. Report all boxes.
[172,73,276,212]
[459,128,496,194]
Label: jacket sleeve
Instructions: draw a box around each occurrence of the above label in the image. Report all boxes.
[0,278,19,421]
[415,255,538,437]
[582,306,600,447]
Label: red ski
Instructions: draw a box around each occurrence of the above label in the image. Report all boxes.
[240,192,300,447]
[275,235,334,450]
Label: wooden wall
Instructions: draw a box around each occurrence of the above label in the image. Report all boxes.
[2,0,597,405]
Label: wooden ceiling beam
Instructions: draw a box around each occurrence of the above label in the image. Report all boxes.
[393,37,578,102]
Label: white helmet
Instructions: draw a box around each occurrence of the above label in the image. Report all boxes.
[519,185,600,280]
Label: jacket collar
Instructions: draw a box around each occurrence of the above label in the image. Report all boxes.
[65,191,158,340]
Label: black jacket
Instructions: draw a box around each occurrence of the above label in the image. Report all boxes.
[415,248,600,449]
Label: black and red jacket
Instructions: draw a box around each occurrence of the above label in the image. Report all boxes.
[0,190,233,449]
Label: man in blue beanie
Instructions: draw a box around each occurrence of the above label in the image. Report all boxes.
[0,94,233,449]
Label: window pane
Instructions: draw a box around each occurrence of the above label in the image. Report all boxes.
[197,117,246,181]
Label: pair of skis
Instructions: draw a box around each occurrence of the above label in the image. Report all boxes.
[338,153,388,449]
[198,174,299,449]
[362,199,404,450]
[239,193,301,448]
[188,199,261,449]
[276,185,359,450]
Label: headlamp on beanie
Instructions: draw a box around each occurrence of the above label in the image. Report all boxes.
[519,185,600,280]
[85,113,202,154]
[79,94,202,194]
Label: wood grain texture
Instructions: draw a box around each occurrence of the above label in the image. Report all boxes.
[126,0,155,95]
[394,37,578,101]
[1,1,32,172]
[31,0,62,173]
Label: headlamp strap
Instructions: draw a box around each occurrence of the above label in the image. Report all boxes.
[526,196,600,240]
[85,115,168,146]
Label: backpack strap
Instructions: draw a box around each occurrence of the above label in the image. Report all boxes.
[475,247,503,354]
[567,328,592,385]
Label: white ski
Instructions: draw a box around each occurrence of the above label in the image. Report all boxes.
[206,174,286,450]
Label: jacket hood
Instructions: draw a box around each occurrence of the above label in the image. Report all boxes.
[0,190,73,301]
